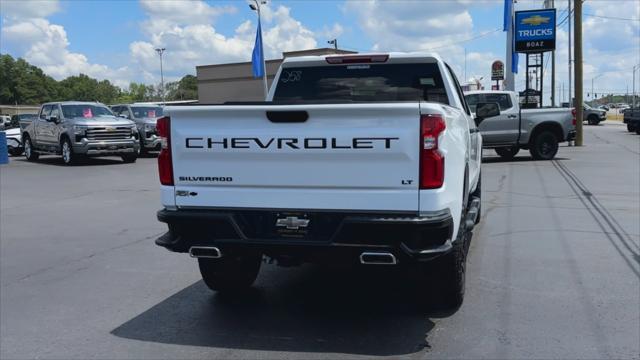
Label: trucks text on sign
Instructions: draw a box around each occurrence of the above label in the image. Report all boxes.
[514,9,556,53]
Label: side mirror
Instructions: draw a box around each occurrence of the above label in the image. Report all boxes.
[474,102,500,126]
[48,116,59,123]
[119,114,128,119]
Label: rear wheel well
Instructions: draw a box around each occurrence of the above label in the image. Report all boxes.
[529,122,563,143]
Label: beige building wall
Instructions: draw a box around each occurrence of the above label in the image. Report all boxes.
[196,48,357,104]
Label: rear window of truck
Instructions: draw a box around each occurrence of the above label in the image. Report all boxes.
[273,63,449,104]
[465,93,513,112]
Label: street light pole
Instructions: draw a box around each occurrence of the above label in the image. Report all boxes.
[155,48,166,103]
[250,0,268,99]
[633,64,640,108]
[591,73,603,102]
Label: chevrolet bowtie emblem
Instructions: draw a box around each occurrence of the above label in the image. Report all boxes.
[521,15,551,26]
[106,127,115,131]
[276,216,310,230]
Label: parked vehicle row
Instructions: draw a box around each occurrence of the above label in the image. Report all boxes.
[2,102,169,165]
[20,102,140,165]
[464,90,576,160]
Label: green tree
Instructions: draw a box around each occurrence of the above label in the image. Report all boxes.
[166,75,197,101]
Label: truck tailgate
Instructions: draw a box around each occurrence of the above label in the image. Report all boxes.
[168,103,421,212]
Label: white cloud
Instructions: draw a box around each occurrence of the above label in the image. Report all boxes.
[1,1,132,87]
[0,0,60,19]
[319,23,345,41]
[342,0,506,89]
[139,0,236,26]
[130,2,318,79]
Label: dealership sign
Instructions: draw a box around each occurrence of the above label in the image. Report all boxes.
[515,9,556,53]
[491,61,504,81]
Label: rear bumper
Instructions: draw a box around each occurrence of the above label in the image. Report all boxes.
[156,208,454,264]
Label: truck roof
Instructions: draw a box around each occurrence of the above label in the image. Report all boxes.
[41,101,107,106]
[464,90,516,95]
[281,52,443,67]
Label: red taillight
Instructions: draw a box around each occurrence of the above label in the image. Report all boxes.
[571,108,577,126]
[157,116,173,186]
[325,54,389,64]
[420,114,446,189]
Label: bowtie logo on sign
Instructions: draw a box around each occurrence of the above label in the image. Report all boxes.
[521,15,551,26]
[514,9,556,53]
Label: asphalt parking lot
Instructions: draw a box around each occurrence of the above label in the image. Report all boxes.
[1,122,638,359]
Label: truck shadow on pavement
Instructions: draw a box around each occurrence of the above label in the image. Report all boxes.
[112,265,444,356]
[482,156,569,164]
[13,156,127,166]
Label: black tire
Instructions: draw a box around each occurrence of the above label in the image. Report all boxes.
[494,146,519,160]
[198,252,262,292]
[60,137,79,165]
[636,127,640,135]
[8,147,23,157]
[587,115,600,125]
[138,140,147,156]
[23,135,39,161]
[420,216,469,312]
[529,131,559,160]
[627,123,636,132]
[121,153,138,163]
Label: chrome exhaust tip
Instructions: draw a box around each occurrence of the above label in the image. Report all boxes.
[359,252,397,265]
[189,246,222,259]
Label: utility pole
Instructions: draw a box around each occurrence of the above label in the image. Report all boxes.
[155,47,166,103]
[250,0,268,99]
[574,0,583,146]
[546,0,556,107]
[568,0,572,106]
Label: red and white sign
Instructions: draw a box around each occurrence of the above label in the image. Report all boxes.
[491,61,505,81]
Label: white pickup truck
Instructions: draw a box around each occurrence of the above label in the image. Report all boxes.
[465,90,576,160]
[155,53,500,308]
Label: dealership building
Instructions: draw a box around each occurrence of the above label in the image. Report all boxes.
[196,48,356,103]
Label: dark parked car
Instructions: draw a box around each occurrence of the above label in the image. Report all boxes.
[623,108,640,134]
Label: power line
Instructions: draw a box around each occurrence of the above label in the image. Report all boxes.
[584,13,640,22]
[426,28,502,51]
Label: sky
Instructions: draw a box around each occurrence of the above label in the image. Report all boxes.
[1,0,638,105]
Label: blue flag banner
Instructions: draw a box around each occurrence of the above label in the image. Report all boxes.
[503,0,512,32]
[504,0,518,74]
[252,20,264,78]
[0,132,8,165]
